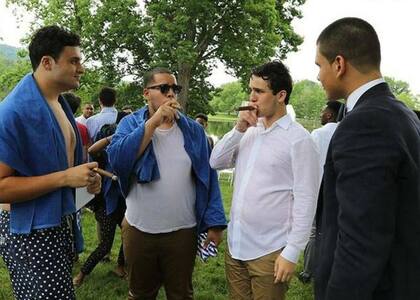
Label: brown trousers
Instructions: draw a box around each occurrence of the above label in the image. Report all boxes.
[225,248,288,300]
[121,218,197,300]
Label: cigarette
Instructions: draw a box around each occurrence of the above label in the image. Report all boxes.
[93,167,118,181]
[235,105,256,111]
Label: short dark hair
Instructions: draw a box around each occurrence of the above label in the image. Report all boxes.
[99,87,116,107]
[62,92,81,115]
[251,61,293,105]
[195,113,208,122]
[143,67,173,87]
[325,101,342,121]
[317,17,381,73]
[29,25,81,71]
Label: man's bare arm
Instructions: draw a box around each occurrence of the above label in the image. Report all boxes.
[0,161,100,203]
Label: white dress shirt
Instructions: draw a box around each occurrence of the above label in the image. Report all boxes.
[75,115,88,126]
[86,107,118,140]
[311,122,338,173]
[346,78,385,112]
[210,114,320,263]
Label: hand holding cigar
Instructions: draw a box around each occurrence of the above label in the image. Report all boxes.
[169,102,182,110]
[235,105,256,111]
[93,167,118,181]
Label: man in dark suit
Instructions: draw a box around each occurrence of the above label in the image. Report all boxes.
[314,17,420,300]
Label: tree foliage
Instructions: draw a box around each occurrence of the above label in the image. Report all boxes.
[210,81,247,115]
[289,79,326,119]
[384,76,419,109]
[6,0,305,115]
[0,50,31,100]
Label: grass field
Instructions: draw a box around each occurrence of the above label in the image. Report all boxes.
[0,180,314,300]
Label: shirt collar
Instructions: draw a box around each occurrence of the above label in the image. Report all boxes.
[258,113,292,133]
[100,106,118,113]
[346,78,385,112]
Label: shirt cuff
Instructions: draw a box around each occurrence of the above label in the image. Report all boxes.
[280,244,300,264]
[232,128,245,139]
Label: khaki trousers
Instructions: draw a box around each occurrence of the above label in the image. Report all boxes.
[121,218,197,300]
[225,247,288,300]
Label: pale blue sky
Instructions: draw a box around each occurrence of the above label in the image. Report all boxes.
[1,0,419,94]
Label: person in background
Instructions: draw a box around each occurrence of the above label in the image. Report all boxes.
[210,61,320,299]
[64,92,92,163]
[298,100,342,284]
[86,87,118,140]
[73,122,126,287]
[0,25,101,300]
[76,103,94,125]
[122,105,133,114]
[195,113,214,149]
[107,67,226,299]
[314,17,420,300]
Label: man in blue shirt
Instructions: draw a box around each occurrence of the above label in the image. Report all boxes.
[86,86,119,140]
[0,26,101,299]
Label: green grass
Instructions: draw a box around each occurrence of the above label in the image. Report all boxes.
[208,113,238,122]
[0,181,314,299]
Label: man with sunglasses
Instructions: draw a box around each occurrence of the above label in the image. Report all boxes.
[107,67,226,299]
[210,61,320,299]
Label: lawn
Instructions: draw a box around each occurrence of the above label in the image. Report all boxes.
[0,180,314,300]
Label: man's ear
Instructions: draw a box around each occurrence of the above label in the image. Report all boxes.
[334,55,346,78]
[143,88,149,98]
[276,90,287,104]
[325,111,333,120]
[39,56,54,71]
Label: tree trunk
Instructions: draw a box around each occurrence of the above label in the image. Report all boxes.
[177,63,192,111]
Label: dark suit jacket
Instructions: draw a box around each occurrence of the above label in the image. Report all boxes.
[315,83,420,300]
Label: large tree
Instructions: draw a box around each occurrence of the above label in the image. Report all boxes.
[385,76,419,110]
[210,81,247,115]
[7,0,305,115]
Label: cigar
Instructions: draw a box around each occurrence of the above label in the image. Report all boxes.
[235,105,256,111]
[170,102,182,110]
[93,167,118,181]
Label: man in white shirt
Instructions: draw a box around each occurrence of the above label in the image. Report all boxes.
[86,87,118,140]
[299,100,342,284]
[210,61,320,299]
[75,103,94,125]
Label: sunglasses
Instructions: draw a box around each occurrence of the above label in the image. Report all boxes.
[146,84,183,95]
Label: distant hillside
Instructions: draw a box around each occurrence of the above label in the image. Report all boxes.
[0,44,19,61]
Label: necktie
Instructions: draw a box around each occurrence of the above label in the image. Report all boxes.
[343,106,348,117]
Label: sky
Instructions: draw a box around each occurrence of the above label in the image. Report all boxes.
[1,0,419,94]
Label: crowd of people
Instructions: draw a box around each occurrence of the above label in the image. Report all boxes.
[0,16,419,300]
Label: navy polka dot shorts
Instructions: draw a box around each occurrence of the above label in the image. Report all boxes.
[0,210,75,299]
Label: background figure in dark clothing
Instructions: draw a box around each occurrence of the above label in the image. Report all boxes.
[195,113,214,149]
[298,100,342,284]
[73,122,126,287]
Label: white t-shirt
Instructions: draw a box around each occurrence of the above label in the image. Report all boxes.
[125,123,196,233]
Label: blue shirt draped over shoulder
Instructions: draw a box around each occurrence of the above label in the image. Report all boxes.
[107,106,227,233]
[0,74,82,234]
